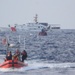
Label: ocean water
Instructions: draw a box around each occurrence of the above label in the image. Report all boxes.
[0,29,75,75]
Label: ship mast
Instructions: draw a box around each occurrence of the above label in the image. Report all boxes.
[34,14,38,23]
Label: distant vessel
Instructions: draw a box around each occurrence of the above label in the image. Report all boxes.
[39,29,47,36]
[15,14,60,31]
[15,14,50,32]
[0,14,60,32]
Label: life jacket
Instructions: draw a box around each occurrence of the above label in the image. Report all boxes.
[12,55,18,61]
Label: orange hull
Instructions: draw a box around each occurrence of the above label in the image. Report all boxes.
[39,32,47,36]
[0,60,28,68]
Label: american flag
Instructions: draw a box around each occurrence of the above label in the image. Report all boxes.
[2,38,7,45]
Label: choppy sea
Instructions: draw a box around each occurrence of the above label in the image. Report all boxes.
[0,29,75,75]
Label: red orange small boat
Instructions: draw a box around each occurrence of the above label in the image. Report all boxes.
[0,59,28,69]
[39,32,47,36]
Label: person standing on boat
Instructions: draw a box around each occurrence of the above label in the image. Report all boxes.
[13,49,21,61]
[5,51,12,61]
[21,50,27,62]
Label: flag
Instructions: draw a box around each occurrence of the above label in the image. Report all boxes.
[2,38,7,45]
[11,27,16,31]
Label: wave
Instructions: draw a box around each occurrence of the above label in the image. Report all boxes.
[0,60,75,72]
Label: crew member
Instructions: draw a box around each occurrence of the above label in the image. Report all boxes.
[21,50,27,62]
[13,49,21,61]
[5,51,12,61]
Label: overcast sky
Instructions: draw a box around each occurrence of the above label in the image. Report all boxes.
[0,0,75,29]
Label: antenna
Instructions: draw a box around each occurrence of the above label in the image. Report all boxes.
[34,14,38,23]
[24,37,26,49]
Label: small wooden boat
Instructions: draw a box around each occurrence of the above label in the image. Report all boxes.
[0,59,28,68]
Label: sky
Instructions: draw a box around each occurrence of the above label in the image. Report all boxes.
[0,0,75,29]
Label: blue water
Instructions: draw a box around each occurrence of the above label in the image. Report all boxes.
[0,29,75,75]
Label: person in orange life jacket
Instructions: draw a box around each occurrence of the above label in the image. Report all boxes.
[14,49,21,61]
[5,51,12,61]
[21,50,27,62]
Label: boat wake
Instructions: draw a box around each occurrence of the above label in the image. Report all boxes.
[0,60,75,72]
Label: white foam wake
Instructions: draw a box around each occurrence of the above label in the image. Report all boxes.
[0,60,75,72]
